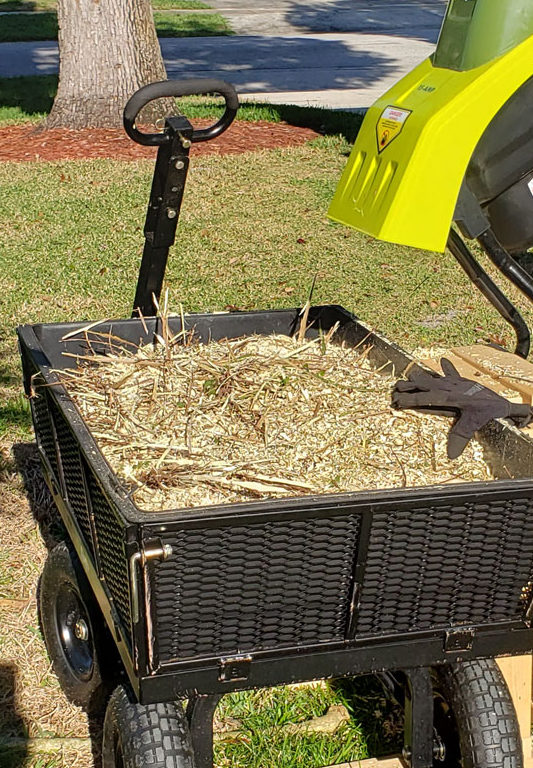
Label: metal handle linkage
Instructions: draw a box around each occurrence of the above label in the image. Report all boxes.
[130,543,173,624]
[124,78,239,318]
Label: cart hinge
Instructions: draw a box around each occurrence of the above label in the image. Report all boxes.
[219,655,252,683]
[130,539,172,624]
[444,628,475,653]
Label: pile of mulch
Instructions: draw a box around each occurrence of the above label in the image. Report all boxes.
[0,119,320,162]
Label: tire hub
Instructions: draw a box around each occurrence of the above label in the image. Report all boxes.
[74,618,89,642]
[56,583,94,681]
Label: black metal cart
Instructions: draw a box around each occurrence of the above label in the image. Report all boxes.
[18,81,533,768]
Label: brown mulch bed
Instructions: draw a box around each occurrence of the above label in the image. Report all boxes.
[0,119,320,162]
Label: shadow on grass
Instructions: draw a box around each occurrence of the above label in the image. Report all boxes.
[0,12,57,43]
[0,10,230,43]
[0,0,38,9]
[0,664,29,768]
[12,442,60,547]
[0,74,57,119]
[254,101,364,144]
[11,442,106,767]
[330,675,404,757]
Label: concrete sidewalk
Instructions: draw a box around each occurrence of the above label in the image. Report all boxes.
[162,33,437,109]
[0,0,446,109]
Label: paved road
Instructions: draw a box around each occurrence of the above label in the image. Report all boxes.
[209,0,446,38]
[0,0,447,109]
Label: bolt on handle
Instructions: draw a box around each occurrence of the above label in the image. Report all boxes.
[123,78,239,146]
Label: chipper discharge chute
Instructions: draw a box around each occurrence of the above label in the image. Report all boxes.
[329,0,533,358]
[15,3,533,767]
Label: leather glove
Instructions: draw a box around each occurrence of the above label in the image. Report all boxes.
[392,358,533,459]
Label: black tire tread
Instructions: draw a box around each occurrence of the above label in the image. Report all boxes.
[437,659,522,768]
[103,684,195,768]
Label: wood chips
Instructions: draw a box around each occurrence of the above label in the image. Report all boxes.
[0,121,319,163]
[56,327,491,511]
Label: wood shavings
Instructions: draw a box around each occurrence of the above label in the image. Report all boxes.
[56,333,491,511]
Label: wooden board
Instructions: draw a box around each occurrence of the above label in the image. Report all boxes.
[325,759,403,768]
[497,656,533,768]
[420,352,521,401]
[448,345,533,404]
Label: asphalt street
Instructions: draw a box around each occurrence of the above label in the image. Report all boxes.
[0,0,447,108]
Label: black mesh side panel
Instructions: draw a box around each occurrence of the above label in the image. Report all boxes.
[30,387,59,480]
[52,404,95,557]
[152,515,361,662]
[86,472,131,643]
[357,499,533,637]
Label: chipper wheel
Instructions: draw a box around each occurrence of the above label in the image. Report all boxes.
[385,659,523,768]
[39,540,117,711]
[102,684,195,768]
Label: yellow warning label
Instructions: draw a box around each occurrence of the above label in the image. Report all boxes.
[376,106,411,153]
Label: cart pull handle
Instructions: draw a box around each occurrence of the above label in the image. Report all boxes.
[123,78,239,147]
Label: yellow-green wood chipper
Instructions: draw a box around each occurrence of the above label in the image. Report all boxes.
[330,0,533,357]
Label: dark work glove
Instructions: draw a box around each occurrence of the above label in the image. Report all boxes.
[392,358,533,459]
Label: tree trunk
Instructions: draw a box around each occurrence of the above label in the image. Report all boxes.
[45,0,169,129]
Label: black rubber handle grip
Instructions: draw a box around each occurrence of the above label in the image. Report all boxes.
[123,78,239,146]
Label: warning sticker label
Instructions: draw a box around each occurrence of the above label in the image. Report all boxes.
[376,106,411,153]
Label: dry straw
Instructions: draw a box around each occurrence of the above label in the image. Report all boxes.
[56,301,490,511]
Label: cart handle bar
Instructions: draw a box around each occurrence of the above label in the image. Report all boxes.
[123,78,239,147]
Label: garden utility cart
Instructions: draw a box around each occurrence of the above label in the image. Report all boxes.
[16,0,533,765]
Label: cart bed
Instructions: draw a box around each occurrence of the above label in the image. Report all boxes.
[17,305,533,703]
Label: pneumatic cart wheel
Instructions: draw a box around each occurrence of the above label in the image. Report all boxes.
[102,684,196,768]
[433,659,522,768]
[39,540,116,711]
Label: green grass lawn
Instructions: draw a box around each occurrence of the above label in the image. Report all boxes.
[153,9,232,36]
[213,679,403,768]
[2,77,532,767]
[0,0,55,8]
[1,141,530,767]
[0,10,231,42]
[0,146,526,418]
[0,11,58,41]
[152,0,210,8]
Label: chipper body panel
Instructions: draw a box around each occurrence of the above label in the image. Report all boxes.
[328,8,533,253]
